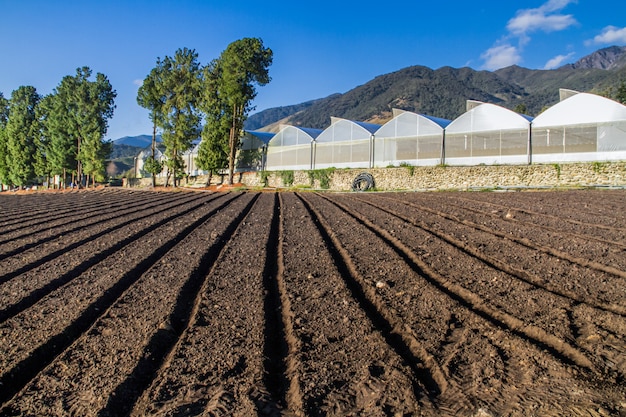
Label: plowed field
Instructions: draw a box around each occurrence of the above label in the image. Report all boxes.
[1,188,625,416]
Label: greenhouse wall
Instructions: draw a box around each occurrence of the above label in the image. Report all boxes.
[373,110,449,167]
[266,125,320,171]
[314,118,379,169]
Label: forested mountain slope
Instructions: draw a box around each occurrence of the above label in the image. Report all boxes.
[245,45,626,130]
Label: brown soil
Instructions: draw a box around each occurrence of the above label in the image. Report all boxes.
[0,188,624,416]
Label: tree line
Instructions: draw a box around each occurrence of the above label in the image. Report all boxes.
[137,37,272,187]
[0,67,116,189]
[0,37,272,190]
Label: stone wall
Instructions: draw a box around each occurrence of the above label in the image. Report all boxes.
[128,161,626,191]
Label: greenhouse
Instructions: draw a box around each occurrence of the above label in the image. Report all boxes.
[373,109,450,167]
[182,141,203,176]
[265,125,322,171]
[235,130,275,172]
[530,91,626,163]
[444,101,533,166]
[314,117,381,169]
[136,145,167,178]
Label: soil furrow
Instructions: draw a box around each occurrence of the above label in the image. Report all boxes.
[298,193,448,397]
[355,195,626,317]
[452,193,626,238]
[99,193,260,416]
[458,189,626,228]
[0,192,206,282]
[275,193,305,416]
[0,190,123,224]
[259,193,302,415]
[387,195,626,280]
[371,194,625,310]
[406,193,626,270]
[0,193,247,413]
[0,193,237,386]
[0,191,173,246]
[318,193,595,371]
[0,189,159,232]
[0,191,188,255]
[280,192,425,416]
[0,192,220,324]
[457,201,626,249]
[0,189,624,416]
[131,193,298,417]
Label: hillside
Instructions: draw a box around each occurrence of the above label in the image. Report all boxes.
[244,96,338,130]
[247,45,626,130]
[113,134,161,148]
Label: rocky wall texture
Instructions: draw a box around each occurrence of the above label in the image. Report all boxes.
[128,162,626,191]
[241,161,626,191]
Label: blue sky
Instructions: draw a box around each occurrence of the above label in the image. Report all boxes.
[1,0,625,140]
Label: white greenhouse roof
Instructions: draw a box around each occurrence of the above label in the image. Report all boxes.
[376,110,450,138]
[244,130,276,144]
[532,92,626,128]
[445,103,532,134]
[268,125,323,147]
[317,118,381,143]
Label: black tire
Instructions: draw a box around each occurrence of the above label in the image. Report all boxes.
[351,172,375,192]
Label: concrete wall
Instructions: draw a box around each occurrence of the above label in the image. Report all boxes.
[128,161,626,191]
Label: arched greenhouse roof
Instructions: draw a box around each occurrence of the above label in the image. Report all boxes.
[244,130,276,144]
[375,109,450,138]
[445,102,532,134]
[532,92,626,128]
[268,125,323,147]
[316,118,381,143]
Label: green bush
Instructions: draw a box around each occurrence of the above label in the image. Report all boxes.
[259,170,270,187]
[553,163,561,179]
[399,162,415,176]
[279,170,294,187]
[308,168,335,189]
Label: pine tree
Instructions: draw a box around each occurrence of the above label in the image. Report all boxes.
[137,58,167,187]
[44,68,116,187]
[0,92,9,187]
[159,48,202,187]
[5,86,40,188]
[201,38,272,184]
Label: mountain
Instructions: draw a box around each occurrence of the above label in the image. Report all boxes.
[248,45,626,130]
[244,96,339,130]
[566,45,626,70]
[113,134,161,148]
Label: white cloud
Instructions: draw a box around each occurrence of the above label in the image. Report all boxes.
[507,12,576,36]
[481,44,522,70]
[507,0,577,36]
[543,52,575,69]
[481,0,577,70]
[133,79,143,87]
[541,0,576,13]
[587,26,626,45]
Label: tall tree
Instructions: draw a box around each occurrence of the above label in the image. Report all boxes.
[0,92,9,187]
[159,48,202,187]
[73,68,116,187]
[137,58,166,186]
[203,38,272,185]
[197,60,230,185]
[44,67,116,188]
[4,86,40,188]
[45,90,77,187]
[33,94,54,186]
